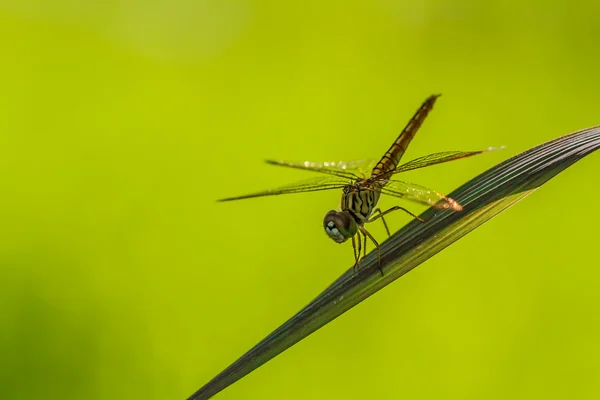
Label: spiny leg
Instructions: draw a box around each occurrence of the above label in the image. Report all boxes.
[367,206,425,229]
[372,208,391,236]
[356,230,362,272]
[363,231,367,259]
[359,226,383,277]
[351,234,360,274]
[357,230,361,258]
[352,232,364,274]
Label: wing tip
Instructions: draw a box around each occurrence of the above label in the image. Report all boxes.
[484,145,506,153]
[443,197,463,212]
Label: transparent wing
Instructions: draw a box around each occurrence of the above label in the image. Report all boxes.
[217,176,349,202]
[378,180,463,211]
[266,159,378,179]
[390,148,502,175]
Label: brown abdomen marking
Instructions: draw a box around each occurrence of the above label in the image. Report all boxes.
[371,94,440,179]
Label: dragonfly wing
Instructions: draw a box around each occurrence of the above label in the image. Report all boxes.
[391,148,502,175]
[217,176,349,202]
[266,159,378,179]
[379,180,463,211]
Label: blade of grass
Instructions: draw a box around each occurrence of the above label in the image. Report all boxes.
[190,126,600,399]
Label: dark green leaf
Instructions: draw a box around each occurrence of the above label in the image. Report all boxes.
[189,126,600,399]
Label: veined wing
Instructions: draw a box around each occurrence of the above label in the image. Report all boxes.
[217,176,349,202]
[389,147,503,175]
[266,159,378,179]
[378,180,463,211]
[371,148,503,210]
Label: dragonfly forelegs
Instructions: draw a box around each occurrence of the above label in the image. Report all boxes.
[359,226,383,277]
[351,232,361,274]
[356,230,362,272]
[351,230,370,275]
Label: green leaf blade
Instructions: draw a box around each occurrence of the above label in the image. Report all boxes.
[190,126,600,399]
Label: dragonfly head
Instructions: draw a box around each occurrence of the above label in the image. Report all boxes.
[324,210,358,243]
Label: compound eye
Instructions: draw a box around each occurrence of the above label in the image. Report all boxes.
[324,210,349,229]
[324,210,339,231]
[323,210,354,243]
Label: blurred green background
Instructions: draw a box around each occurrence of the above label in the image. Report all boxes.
[1,1,599,399]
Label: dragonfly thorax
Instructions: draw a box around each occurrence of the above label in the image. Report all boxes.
[323,210,358,243]
[341,182,381,224]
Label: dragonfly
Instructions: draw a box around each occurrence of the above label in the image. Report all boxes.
[218,95,493,275]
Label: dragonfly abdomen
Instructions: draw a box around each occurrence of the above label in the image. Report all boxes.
[372,94,440,178]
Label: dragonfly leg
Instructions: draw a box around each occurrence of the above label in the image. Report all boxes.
[363,231,367,259]
[356,230,362,272]
[367,206,425,229]
[371,208,391,236]
[351,233,360,274]
[359,226,383,277]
